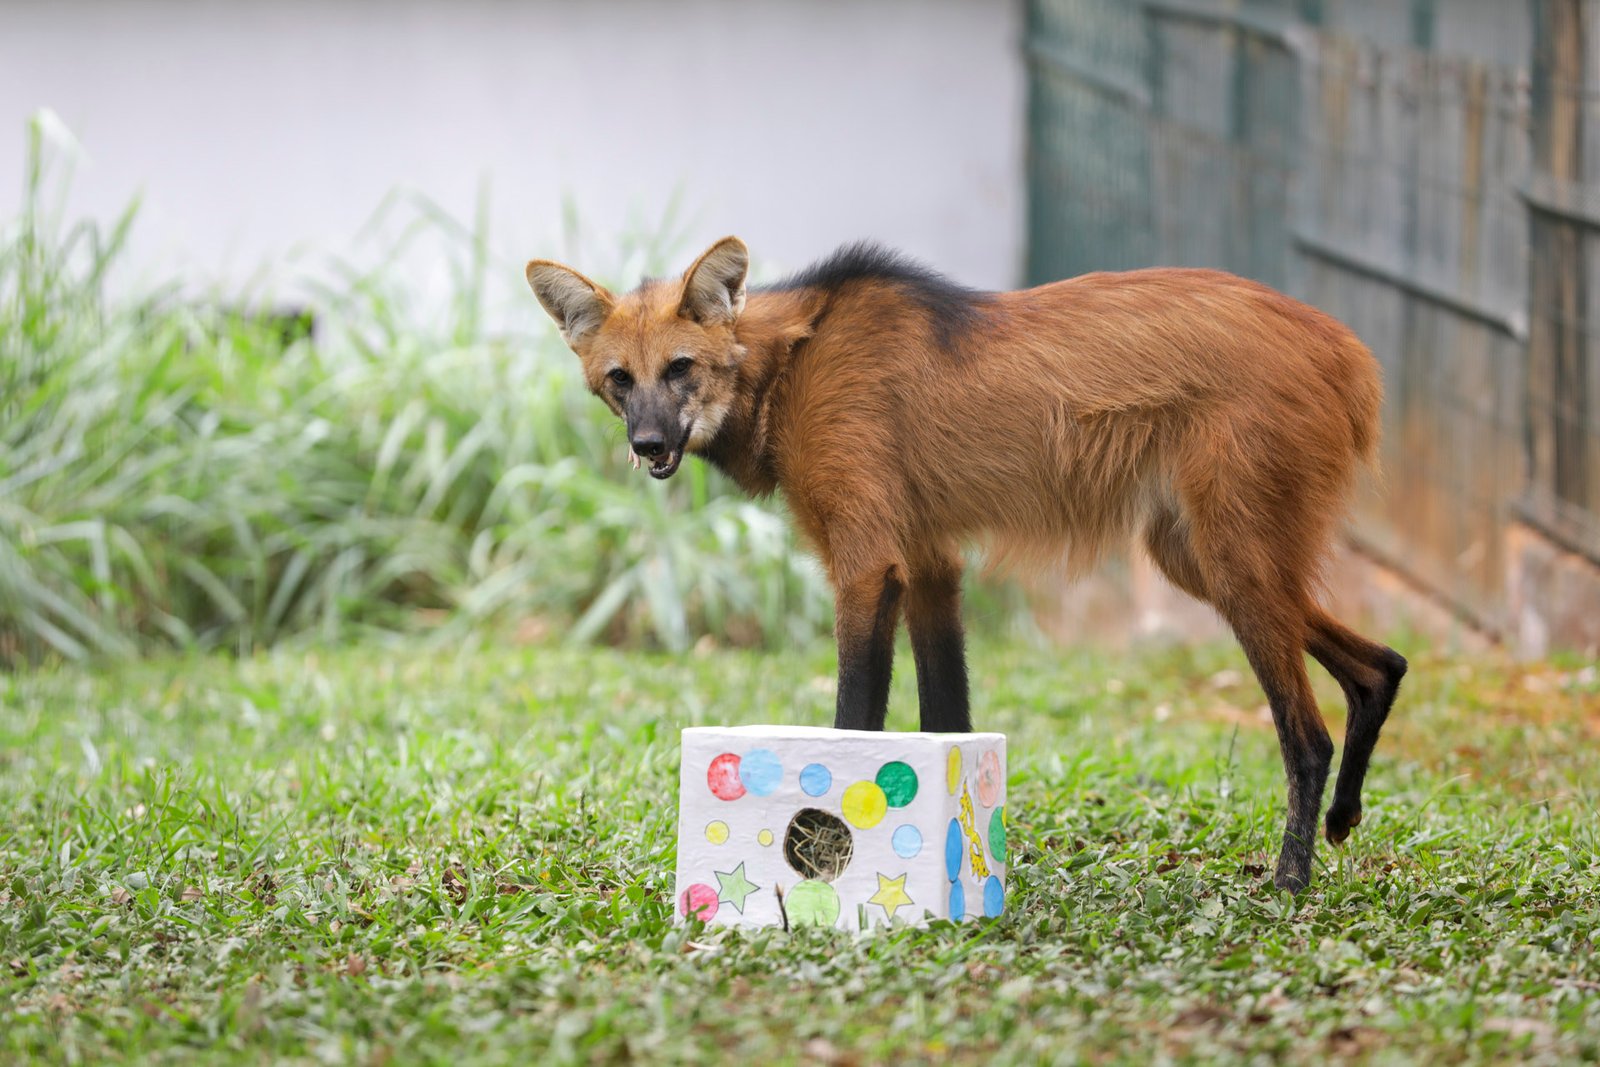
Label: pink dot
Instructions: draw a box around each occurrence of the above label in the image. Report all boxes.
[977,750,1003,808]
[680,883,719,922]
[707,753,745,801]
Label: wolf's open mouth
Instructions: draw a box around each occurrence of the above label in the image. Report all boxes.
[648,448,683,479]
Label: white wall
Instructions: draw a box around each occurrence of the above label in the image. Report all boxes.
[0,0,1026,308]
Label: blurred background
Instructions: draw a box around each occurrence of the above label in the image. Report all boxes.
[0,0,1025,292]
[1,0,1597,668]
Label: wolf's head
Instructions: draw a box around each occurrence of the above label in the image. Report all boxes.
[525,237,749,480]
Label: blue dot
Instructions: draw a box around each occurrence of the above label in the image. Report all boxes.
[891,824,922,859]
[739,749,782,797]
[983,875,1004,918]
[799,762,832,797]
[944,818,963,881]
[949,880,966,920]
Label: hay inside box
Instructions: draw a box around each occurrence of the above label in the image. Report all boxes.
[674,726,1007,930]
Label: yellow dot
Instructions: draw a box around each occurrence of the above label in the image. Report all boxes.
[705,820,729,845]
[841,781,888,829]
[757,829,774,847]
[947,747,962,794]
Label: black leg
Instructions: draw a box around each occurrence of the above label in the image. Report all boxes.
[1324,647,1405,840]
[1308,611,1407,844]
[832,569,903,731]
[906,559,971,733]
[1224,610,1334,892]
[1263,682,1334,893]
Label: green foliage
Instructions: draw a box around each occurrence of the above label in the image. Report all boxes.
[0,114,831,666]
[0,640,1596,1063]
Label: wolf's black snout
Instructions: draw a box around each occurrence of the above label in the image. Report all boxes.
[630,432,666,458]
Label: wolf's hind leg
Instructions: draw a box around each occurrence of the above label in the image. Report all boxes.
[1307,610,1407,843]
[1170,490,1334,892]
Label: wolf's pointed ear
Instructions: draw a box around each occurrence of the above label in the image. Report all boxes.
[525,260,614,348]
[680,237,748,326]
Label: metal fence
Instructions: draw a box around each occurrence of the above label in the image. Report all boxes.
[1026,0,1600,646]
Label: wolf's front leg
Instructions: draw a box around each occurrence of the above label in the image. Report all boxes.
[832,567,903,731]
[906,553,971,733]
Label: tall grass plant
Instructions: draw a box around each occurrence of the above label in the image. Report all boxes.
[0,114,833,666]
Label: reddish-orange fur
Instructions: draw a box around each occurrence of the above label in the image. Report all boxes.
[746,268,1379,585]
[526,238,1407,891]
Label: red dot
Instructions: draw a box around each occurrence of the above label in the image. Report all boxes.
[707,753,745,800]
[680,883,719,922]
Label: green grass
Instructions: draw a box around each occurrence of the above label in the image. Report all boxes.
[1,637,1596,1064]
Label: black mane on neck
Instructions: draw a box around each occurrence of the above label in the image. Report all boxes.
[760,241,991,348]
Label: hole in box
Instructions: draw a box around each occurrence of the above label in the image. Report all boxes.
[783,808,854,882]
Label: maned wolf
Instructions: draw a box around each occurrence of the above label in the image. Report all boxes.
[525,237,1407,891]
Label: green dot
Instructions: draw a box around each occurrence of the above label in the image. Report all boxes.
[875,761,918,808]
[785,880,840,927]
[988,807,1007,865]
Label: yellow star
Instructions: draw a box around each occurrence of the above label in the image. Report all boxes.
[869,872,914,922]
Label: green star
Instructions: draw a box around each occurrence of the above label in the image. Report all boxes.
[715,863,760,914]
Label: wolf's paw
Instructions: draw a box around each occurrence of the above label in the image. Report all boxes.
[1325,803,1362,845]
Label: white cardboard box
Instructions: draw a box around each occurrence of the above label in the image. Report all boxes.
[673,725,1008,930]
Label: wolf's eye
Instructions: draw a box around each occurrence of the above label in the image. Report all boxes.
[666,357,693,380]
[607,368,632,387]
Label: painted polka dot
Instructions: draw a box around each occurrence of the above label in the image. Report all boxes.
[679,883,719,922]
[705,820,729,845]
[976,749,1003,808]
[875,761,918,807]
[944,818,963,880]
[757,829,774,847]
[799,762,833,797]
[948,879,966,920]
[988,807,1007,865]
[983,875,1004,918]
[739,748,783,797]
[785,880,840,927]
[891,824,923,859]
[707,753,744,801]
[946,746,962,794]
[840,781,888,829]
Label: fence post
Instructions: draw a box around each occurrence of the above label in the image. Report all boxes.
[1527,0,1591,515]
